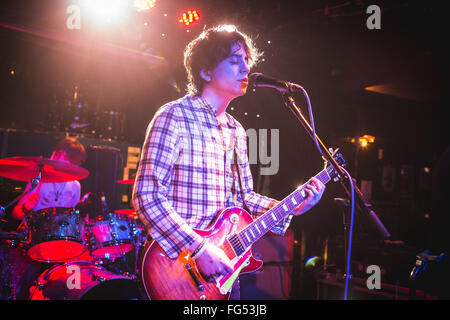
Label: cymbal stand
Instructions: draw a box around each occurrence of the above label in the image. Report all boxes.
[0,163,43,225]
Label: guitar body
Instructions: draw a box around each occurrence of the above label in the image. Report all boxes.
[138,151,345,300]
[139,207,263,300]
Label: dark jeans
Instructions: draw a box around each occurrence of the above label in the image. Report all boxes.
[229,277,240,300]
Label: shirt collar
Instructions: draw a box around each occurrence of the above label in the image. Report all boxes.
[189,95,238,129]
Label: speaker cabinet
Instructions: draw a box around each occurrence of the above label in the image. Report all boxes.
[240,229,294,300]
[79,145,123,213]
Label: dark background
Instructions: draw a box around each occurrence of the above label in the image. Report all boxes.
[1,0,449,298]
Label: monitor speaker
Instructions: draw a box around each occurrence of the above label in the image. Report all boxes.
[79,145,123,215]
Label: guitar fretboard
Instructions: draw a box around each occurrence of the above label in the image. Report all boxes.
[231,167,332,255]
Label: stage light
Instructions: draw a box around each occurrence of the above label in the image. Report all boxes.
[179,10,200,26]
[346,135,375,148]
[360,139,368,148]
[134,0,156,11]
[358,135,375,148]
[81,0,132,25]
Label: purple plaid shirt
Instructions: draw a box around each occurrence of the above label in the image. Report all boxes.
[132,95,292,259]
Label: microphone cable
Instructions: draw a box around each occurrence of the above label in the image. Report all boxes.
[296,86,356,300]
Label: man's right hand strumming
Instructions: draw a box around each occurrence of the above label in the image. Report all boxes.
[193,242,233,282]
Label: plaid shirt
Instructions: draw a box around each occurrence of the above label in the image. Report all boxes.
[132,95,292,259]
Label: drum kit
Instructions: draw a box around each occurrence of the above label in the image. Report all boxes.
[0,156,144,300]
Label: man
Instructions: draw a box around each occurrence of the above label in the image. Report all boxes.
[132,25,325,299]
[12,137,87,220]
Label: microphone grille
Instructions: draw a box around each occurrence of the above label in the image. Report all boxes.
[248,73,262,88]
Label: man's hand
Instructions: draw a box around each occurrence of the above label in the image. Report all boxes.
[12,182,41,220]
[194,242,233,282]
[292,177,325,216]
[23,191,40,213]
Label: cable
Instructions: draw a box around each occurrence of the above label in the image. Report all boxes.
[297,87,355,300]
[298,87,323,156]
[338,166,355,300]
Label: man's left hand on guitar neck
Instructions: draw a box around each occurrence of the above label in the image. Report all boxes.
[291,177,326,216]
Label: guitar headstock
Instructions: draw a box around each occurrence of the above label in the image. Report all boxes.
[324,148,347,182]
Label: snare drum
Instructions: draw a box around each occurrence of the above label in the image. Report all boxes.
[29,261,141,300]
[26,207,87,263]
[87,213,139,259]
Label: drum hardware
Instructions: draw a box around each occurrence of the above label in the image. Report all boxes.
[91,274,107,283]
[0,155,147,299]
[0,231,27,241]
[0,210,146,299]
[0,158,44,227]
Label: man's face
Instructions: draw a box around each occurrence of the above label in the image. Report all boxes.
[206,41,250,100]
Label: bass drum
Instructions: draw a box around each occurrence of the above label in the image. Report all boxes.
[29,261,142,300]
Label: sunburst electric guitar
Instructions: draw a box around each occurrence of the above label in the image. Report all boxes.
[139,153,345,300]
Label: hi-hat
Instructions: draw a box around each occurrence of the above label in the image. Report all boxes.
[0,156,89,183]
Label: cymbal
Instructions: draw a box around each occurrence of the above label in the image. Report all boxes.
[116,179,135,185]
[114,209,137,217]
[0,156,89,183]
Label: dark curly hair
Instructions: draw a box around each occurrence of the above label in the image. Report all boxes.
[184,25,262,96]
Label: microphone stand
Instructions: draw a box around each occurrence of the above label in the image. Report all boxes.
[279,92,391,299]
[280,93,391,239]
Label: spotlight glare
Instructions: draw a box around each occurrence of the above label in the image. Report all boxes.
[358,134,375,148]
[134,0,156,11]
[82,0,131,25]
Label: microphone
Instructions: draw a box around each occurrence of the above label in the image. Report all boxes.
[248,73,303,93]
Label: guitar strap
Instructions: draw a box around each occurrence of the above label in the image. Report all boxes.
[233,148,252,214]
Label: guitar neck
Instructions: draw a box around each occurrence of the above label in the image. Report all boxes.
[236,167,332,250]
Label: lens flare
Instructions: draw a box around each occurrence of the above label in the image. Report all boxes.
[81,0,132,25]
[134,0,156,11]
